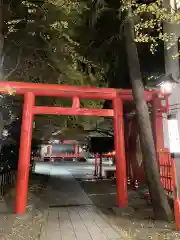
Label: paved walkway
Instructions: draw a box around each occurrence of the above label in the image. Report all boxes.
[40,205,124,240]
[38,168,125,239]
[0,165,127,240]
[1,162,180,240]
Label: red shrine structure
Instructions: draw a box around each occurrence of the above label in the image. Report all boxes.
[0,81,179,229]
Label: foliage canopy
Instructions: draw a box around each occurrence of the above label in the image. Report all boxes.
[2,0,180,139]
[2,0,108,138]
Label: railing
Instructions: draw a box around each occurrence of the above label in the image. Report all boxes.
[157,150,173,197]
[0,170,16,197]
[46,153,81,158]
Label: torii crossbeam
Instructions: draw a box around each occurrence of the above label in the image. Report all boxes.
[0,81,156,214]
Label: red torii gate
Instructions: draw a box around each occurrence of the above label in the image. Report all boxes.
[0,81,156,214]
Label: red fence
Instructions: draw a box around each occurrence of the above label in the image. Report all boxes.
[157,150,173,196]
[125,102,180,230]
[125,118,174,197]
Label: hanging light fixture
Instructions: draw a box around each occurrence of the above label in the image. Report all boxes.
[156,74,179,95]
[146,73,179,95]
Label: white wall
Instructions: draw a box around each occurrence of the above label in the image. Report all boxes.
[163,82,180,148]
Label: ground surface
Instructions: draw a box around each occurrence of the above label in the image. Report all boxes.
[0,161,180,240]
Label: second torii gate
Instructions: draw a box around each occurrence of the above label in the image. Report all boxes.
[0,81,157,214]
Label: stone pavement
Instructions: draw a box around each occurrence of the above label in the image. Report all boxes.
[40,206,127,240]
[37,168,127,239]
[1,163,180,240]
[0,167,129,240]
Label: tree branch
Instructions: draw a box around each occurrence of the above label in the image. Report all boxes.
[4,48,22,80]
[87,128,113,137]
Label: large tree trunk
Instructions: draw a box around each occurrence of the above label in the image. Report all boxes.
[163,0,179,79]
[124,13,173,221]
[0,0,4,145]
[0,0,3,78]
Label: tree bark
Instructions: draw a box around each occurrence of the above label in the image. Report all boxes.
[163,0,179,79]
[124,13,173,221]
[0,0,4,146]
[0,0,3,78]
[164,24,179,79]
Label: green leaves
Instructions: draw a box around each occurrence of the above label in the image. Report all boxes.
[2,0,107,138]
[120,0,180,54]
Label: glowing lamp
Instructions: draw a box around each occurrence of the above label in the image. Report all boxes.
[146,73,178,95]
[167,114,180,153]
[159,81,175,94]
[156,74,179,95]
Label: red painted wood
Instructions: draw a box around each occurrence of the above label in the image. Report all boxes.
[15,92,34,214]
[33,106,114,117]
[113,97,128,208]
[72,96,80,109]
[0,80,173,222]
[152,94,164,151]
[0,81,157,100]
[171,157,180,230]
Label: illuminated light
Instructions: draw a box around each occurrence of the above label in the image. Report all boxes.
[159,81,175,94]
[167,115,180,153]
[2,129,8,137]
